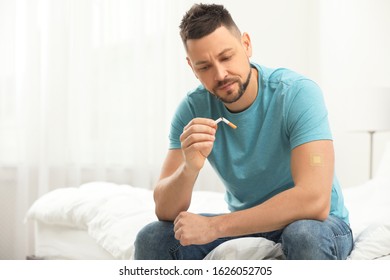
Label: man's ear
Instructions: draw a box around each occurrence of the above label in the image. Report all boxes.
[241,32,252,57]
[186,57,192,68]
[186,57,198,79]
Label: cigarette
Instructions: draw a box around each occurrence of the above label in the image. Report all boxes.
[222,117,237,129]
[214,117,223,124]
[214,117,237,129]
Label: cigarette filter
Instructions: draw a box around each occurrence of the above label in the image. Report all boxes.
[222,117,237,129]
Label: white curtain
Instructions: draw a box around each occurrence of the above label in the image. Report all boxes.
[0,0,226,259]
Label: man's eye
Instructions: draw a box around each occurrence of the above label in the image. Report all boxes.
[221,56,232,61]
[199,66,210,72]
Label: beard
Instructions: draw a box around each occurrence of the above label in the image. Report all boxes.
[210,66,252,104]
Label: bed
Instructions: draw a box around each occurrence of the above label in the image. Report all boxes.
[25,172,390,260]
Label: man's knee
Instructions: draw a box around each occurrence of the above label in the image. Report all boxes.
[135,221,163,245]
[281,219,335,260]
[283,220,325,243]
[134,220,177,260]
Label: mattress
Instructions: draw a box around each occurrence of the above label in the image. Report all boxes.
[33,221,115,260]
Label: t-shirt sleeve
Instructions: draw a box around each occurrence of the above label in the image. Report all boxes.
[285,79,332,150]
[168,97,195,149]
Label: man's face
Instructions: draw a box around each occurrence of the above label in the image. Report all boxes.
[186,26,252,105]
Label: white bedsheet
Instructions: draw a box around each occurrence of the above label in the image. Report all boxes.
[343,177,390,260]
[26,177,390,260]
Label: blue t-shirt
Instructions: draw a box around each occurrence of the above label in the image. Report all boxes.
[169,63,349,224]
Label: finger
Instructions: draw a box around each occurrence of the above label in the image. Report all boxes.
[180,122,216,148]
[182,124,217,139]
[180,238,190,246]
[180,124,216,144]
[174,228,181,241]
[173,212,186,229]
[183,142,214,160]
[184,118,217,130]
[175,230,191,246]
[173,219,181,233]
[180,133,215,150]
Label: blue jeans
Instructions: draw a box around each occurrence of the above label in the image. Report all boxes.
[134,215,353,260]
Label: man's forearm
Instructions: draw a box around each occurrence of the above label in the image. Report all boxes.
[210,184,330,240]
[154,163,199,221]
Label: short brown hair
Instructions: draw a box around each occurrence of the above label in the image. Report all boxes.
[179,3,241,48]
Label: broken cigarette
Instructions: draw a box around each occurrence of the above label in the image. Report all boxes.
[214,117,237,129]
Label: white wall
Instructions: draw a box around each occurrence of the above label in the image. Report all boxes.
[317,0,390,187]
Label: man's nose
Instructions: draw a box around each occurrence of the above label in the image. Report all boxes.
[214,63,227,81]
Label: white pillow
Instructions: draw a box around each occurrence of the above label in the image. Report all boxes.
[204,237,285,260]
[343,177,390,237]
[348,224,390,260]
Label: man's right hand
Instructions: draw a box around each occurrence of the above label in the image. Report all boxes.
[179,118,217,172]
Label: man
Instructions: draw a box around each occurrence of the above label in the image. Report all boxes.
[134,3,353,260]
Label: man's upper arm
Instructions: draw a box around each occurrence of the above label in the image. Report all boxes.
[290,140,334,218]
